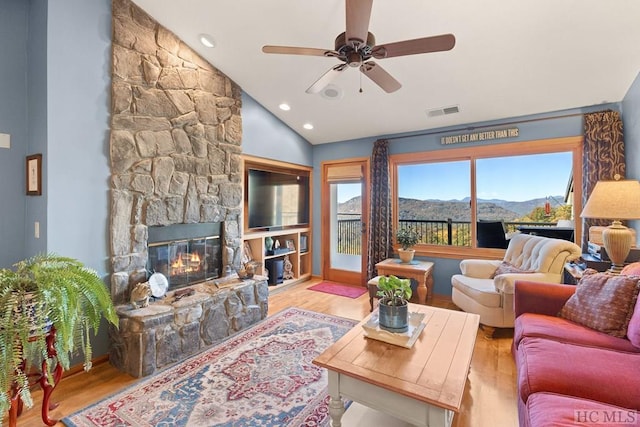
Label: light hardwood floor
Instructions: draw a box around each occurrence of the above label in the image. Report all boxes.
[9,278,518,427]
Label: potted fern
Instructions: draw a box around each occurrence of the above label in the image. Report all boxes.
[376,275,412,333]
[0,254,118,416]
[396,227,420,264]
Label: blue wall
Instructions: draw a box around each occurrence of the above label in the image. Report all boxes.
[0,0,28,267]
[23,0,111,360]
[311,104,625,295]
[241,92,313,166]
[25,0,48,257]
[0,0,113,358]
[46,0,112,279]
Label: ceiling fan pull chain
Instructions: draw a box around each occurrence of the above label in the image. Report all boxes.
[359,72,363,93]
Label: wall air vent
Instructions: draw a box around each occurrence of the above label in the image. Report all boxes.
[426,105,460,118]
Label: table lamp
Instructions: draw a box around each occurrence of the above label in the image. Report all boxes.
[580,178,640,274]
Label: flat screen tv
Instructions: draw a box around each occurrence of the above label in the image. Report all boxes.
[246,168,310,230]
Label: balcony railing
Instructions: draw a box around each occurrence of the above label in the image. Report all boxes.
[336,215,562,255]
[336,215,363,256]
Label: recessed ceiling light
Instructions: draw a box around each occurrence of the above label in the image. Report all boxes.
[198,34,215,48]
[303,123,314,130]
[279,103,291,111]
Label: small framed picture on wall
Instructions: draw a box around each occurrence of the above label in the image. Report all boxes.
[26,154,42,196]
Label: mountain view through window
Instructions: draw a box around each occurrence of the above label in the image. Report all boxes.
[336,151,574,251]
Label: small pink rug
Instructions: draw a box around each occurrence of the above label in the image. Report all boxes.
[308,281,367,299]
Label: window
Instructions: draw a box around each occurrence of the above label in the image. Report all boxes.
[390,137,583,257]
[397,161,471,246]
[476,152,574,228]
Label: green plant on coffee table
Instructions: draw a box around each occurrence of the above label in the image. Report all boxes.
[396,227,420,250]
[376,275,412,306]
[0,253,119,415]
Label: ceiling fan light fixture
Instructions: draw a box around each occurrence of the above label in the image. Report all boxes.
[198,33,216,48]
[320,84,343,101]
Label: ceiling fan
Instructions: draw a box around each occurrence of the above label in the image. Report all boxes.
[262,0,455,94]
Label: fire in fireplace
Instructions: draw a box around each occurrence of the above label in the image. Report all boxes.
[147,223,223,290]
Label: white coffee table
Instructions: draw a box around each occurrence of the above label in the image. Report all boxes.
[313,304,479,427]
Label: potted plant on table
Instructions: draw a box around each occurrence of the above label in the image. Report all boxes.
[396,227,420,264]
[0,254,119,417]
[376,275,412,333]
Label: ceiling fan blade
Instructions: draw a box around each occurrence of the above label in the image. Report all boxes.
[306,64,347,94]
[372,34,456,59]
[360,61,401,93]
[262,45,340,57]
[345,0,373,45]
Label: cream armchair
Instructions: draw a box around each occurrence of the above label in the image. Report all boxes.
[451,233,581,335]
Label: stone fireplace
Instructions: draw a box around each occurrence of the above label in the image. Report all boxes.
[108,0,268,377]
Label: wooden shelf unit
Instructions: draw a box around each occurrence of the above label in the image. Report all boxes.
[243,228,311,286]
[242,155,313,286]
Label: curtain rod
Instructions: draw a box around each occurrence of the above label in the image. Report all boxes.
[384,111,586,142]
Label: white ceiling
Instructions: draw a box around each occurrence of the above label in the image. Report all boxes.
[131,0,640,145]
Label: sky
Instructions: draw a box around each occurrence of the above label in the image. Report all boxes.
[337,151,573,203]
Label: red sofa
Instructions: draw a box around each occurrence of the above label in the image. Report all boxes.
[513,280,640,427]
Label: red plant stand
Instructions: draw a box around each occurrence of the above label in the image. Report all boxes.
[8,326,63,427]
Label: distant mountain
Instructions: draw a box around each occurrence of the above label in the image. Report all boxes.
[462,196,563,217]
[338,195,564,221]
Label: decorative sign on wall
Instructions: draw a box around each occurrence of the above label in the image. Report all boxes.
[440,127,519,145]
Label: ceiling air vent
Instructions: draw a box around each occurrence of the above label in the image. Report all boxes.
[426,105,460,118]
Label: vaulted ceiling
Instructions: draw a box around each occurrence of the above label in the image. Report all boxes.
[131,0,640,145]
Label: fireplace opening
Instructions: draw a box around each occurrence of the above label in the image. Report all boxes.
[147,223,223,291]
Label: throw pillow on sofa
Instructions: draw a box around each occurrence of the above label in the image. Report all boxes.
[621,261,640,276]
[620,260,640,347]
[627,294,640,348]
[558,270,640,338]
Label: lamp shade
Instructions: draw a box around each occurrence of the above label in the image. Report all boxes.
[580,179,640,220]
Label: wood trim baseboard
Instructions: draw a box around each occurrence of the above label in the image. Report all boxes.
[63,354,110,379]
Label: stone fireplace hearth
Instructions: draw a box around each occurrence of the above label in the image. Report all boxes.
[110,277,268,378]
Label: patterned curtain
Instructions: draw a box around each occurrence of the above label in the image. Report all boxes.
[366,139,393,280]
[581,110,625,250]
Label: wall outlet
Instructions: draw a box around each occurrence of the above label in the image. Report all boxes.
[35,221,40,239]
[0,133,10,149]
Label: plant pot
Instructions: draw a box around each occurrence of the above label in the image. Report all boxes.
[378,302,409,333]
[398,248,415,264]
[13,292,52,337]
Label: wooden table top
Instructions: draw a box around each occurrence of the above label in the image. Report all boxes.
[313,304,479,412]
[376,258,434,273]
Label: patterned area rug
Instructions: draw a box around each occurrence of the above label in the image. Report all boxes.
[307,281,367,299]
[63,308,357,427]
